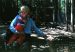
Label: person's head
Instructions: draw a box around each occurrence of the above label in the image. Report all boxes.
[19,5,30,18]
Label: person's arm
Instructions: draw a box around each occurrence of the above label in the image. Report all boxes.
[9,15,19,33]
[31,19,45,37]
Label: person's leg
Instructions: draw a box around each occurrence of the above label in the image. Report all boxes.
[7,35,17,45]
[5,34,18,51]
[16,34,25,45]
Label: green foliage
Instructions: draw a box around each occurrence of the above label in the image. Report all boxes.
[18,0,22,9]
[60,0,65,13]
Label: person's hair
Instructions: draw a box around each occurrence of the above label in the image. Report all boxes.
[19,5,30,14]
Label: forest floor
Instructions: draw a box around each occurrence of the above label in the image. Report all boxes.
[0,23,75,52]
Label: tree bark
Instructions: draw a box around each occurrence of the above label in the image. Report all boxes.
[71,0,74,32]
[65,0,68,31]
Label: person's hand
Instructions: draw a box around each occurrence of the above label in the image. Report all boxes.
[15,31,24,35]
[43,34,47,39]
[20,32,25,35]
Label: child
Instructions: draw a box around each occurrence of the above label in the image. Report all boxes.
[7,5,46,50]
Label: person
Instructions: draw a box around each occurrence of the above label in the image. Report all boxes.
[6,5,46,50]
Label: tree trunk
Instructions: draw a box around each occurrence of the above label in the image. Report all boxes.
[65,0,68,31]
[71,0,74,32]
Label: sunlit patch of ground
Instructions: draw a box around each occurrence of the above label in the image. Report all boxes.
[0,25,75,52]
